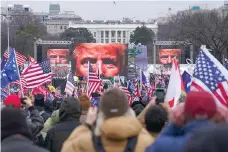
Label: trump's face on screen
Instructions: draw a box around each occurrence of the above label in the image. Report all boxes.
[47,49,69,64]
[73,43,126,77]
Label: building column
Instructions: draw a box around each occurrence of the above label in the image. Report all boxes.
[115,30,118,43]
[103,30,105,43]
[121,30,124,44]
[109,30,111,43]
[99,30,102,43]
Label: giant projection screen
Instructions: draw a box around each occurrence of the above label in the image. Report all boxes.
[71,43,128,77]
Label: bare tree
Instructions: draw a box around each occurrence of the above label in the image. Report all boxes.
[158,9,228,60]
[1,10,47,57]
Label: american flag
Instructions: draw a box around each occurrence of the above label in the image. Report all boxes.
[224,58,228,70]
[29,56,37,65]
[191,48,228,107]
[120,86,132,105]
[65,72,75,96]
[55,87,62,98]
[87,63,102,100]
[4,50,26,66]
[1,88,9,101]
[21,59,52,88]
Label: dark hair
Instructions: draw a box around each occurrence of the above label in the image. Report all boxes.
[145,105,168,133]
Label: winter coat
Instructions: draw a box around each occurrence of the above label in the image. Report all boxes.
[184,124,228,152]
[41,110,60,138]
[61,117,154,152]
[25,106,44,137]
[146,120,214,152]
[79,110,88,124]
[35,106,51,123]
[44,97,81,152]
[1,135,49,152]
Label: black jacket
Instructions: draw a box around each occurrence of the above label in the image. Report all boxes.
[35,106,51,123]
[44,97,81,152]
[1,135,49,152]
[25,106,44,137]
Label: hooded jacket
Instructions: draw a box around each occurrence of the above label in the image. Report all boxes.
[61,109,154,152]
[146,120,214,152]
[44,97,81,152]
[34,94,50,122]
[41,109,60,138]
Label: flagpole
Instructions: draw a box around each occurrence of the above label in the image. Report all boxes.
[14,48,24,97]
[139,68,142,96]
[86,61,89,95]
[7,0,10,54]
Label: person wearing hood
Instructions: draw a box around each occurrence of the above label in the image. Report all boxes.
[146,91,217,152]
[34,94,50,122]
[1,107,49,152]
[79,94,90,123]
[44,97,81,152]
[61,88,154,152]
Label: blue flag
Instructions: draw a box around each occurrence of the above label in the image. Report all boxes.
[1,56,7,71]
[182,71,192,93]
[142,71,147,84]
[1,48,20,88]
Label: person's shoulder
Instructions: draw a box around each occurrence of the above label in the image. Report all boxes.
[136,128,155,150]
[62,125,94,152]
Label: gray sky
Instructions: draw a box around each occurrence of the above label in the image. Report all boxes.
[1,1,225,21]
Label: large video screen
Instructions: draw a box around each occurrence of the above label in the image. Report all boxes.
[72,43,128,77]
[159,49,181,64]
[47,49,69,65]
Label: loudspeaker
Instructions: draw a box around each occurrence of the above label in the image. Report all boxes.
[37,45,43,62]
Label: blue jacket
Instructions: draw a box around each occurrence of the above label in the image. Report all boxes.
[145,120,214,152]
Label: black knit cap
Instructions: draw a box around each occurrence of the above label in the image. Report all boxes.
[1,107,33,140]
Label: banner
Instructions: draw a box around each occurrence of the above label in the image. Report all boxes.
[135,45,148,71]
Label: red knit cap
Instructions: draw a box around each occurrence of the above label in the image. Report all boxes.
[4,95,21,109]
[184,91,216,119]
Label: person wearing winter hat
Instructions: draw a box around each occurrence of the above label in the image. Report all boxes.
[44,97,81,152]
[4,95,22,108]
[1,107,48,152]
[146,91,217,152]
[79,94,90,123]
[61,88,154,152]
[34,94,50,123]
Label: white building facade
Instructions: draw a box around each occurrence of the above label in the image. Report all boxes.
[68,20,158,43]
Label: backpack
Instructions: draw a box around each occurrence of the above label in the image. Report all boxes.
[91,131,138,152]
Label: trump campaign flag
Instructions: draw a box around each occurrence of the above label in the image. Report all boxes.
[182,71,192,94]
[1,48,20,88]
[165,59,185,107]
[191,46,228,108]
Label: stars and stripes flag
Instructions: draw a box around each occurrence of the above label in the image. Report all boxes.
[1,88,9,101]
[65,72,75,96]
[29,56,37,65]
[20,58,52,88]
[224,58,228,70]
[87,62,102,100]
[191,46,228,108]
[120,86,132,105]
[55,87,62,98]
[3,50,26,66]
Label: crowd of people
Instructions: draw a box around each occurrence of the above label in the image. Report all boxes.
[1,87,228,152]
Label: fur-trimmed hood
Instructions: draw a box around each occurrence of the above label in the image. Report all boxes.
[61,108,155,152]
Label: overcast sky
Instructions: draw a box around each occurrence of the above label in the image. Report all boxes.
[1,1,225,21]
